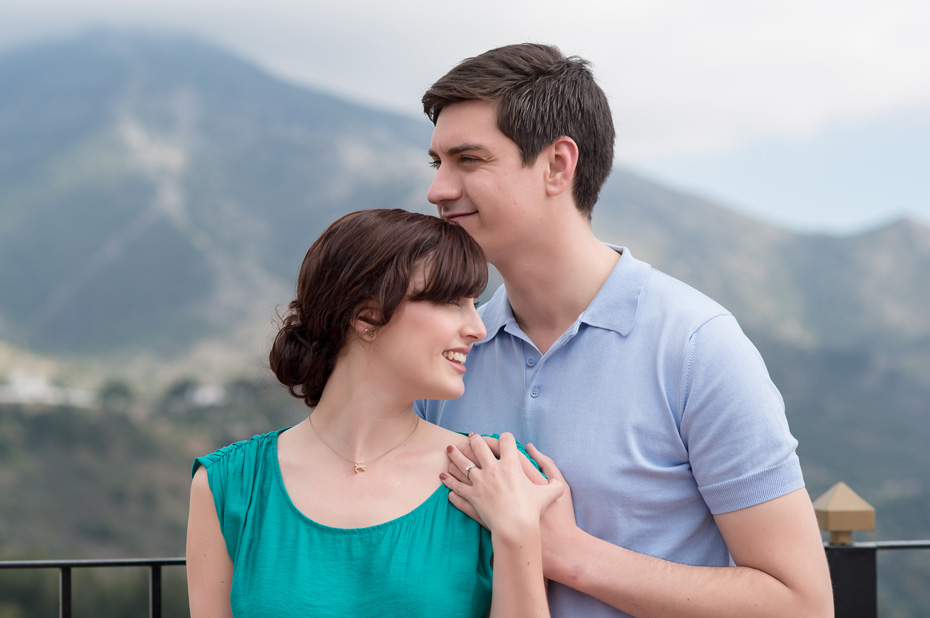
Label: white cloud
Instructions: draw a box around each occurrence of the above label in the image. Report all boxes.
[2,0,928,157]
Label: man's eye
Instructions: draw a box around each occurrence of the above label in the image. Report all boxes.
[428,159,441,169]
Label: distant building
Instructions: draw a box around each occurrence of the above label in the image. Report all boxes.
[0,370,94,408]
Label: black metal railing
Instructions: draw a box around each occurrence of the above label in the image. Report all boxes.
[0,557,185,618]
[2,543,930,617]
[826,540,930,618]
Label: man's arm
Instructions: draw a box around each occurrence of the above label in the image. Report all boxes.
[525,445,834,618]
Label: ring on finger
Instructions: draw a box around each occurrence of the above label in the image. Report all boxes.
[464,465,477,479]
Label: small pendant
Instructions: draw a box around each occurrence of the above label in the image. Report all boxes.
[354,462,366,473]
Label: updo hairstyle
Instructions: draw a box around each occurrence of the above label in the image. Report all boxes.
[268,209,488,408]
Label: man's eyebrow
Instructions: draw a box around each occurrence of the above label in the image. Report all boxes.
[428,143,488,158]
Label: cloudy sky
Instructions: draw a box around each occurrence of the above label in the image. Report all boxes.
[2,0,928,234]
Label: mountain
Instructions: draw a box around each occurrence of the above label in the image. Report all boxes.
[0,30,434,366]
[0,30,929,615]
[3,31,929,367]
[595,174,930,350]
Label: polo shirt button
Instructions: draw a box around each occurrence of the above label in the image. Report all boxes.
[530,387,540,398]
[526,357,536,367]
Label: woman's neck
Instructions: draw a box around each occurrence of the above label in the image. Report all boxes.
[306,357,421,461]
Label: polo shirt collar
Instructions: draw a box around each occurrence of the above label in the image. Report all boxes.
[477,244,651,344]
[578,244,650,337]
[475,283,516,344]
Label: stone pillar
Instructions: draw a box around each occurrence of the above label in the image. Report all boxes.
[813,481,875,545]
[814,482,877,618]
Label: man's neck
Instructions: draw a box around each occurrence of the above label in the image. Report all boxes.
[494,224,620,355]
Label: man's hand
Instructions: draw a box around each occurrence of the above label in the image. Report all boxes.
[525,443,582,580]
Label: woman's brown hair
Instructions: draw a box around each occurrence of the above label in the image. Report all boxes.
[269,209,488,407]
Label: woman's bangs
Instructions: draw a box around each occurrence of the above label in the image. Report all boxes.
[411,240,487,303]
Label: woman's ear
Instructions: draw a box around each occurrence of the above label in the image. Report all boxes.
[353,306,380,341]
[544,136,579,197]
[360,325,377,340]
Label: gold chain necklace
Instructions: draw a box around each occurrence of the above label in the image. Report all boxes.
[308,414,420,473]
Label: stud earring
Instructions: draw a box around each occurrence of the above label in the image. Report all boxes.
[364,328,376,339]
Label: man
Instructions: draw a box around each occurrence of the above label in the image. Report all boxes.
[416,43,833,617]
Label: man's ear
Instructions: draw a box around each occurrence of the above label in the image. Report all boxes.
[544,136,579,197]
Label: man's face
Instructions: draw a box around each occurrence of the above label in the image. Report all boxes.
[427,101,548,265]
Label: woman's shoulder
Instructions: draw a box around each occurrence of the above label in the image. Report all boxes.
[192,428,286,478]
[418,422,470,449]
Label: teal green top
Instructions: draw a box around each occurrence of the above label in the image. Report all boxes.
[193,428,493,617]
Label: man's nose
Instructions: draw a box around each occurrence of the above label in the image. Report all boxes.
[426,165,460,208]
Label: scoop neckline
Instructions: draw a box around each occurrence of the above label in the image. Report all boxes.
[271,427,448,532]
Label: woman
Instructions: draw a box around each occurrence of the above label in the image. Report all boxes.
[186,209,563,617]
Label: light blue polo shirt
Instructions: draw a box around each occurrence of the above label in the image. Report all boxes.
[416,246,804,618]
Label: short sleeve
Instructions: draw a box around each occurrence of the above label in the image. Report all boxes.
[191,436,267,561]
[679,315,803,514]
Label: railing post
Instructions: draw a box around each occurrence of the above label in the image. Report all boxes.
[59,566,72,618]
[824,545,877,618]
[814,482,877,618]
[150,564,162,618]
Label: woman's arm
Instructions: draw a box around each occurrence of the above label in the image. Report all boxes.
[186,466,234,618]
[441,433,563,618]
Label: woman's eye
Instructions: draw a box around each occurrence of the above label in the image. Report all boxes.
[447,299,461,307]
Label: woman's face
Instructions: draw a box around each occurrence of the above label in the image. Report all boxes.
[369,291,486,403]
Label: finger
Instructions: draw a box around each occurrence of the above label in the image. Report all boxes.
[535,478,567,514]
[446,444,479,475]
[526,443,566,482]
[467,433,501,468]
[521,453,548,484]
[493,434,547,483]
[439,469,472,501]
[447,460,468,484]
[543,477,566,504]
[443,482,487,527]
[456,441,478,462]
[478,435,501,457]
[495,432,519,461]
[488,434,547,484]
[439,471,484,524]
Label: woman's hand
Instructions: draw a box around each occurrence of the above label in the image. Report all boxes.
[441,432,563,539]
[444,438,582,582]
